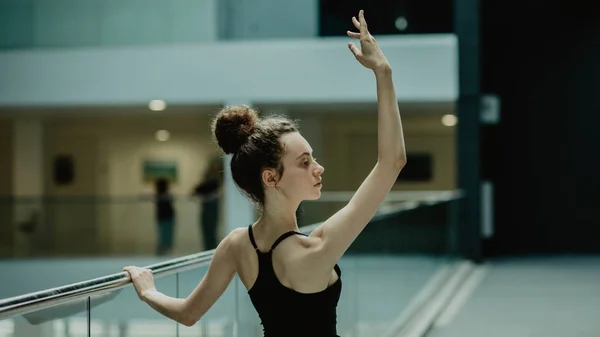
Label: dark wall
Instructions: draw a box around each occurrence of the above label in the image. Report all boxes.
[481,1,600,255]
[319,0,453,36]
[318,0,600,255]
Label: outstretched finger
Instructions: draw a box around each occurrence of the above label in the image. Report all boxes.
[352,16,360,30]
[348,42,361,58]
[346,31,361,39]
[359,10,368,35]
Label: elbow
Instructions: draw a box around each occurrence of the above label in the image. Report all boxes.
[379,156,407,172]
[180,316,199,327]
[390,156,407,172]
[179,309,201,327]
[394,156,407,171]
[182,320,198,327]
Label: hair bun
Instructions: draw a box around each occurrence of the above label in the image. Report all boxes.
[212,105,259,154]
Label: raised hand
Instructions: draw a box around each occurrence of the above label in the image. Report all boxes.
[347,10,390,72]
[123,266,157,301]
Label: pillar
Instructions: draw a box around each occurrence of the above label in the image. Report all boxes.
[454,0,482,261]
[12,118,45,257]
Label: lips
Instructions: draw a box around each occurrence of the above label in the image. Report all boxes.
[314,181,322,187]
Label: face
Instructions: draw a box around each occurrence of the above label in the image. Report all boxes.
[265,132,325,202]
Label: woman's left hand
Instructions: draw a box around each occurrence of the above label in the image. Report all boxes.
[123,266,157,301]
[346,10,390,72]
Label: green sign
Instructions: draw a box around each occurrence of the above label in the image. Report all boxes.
[143,159,178,182]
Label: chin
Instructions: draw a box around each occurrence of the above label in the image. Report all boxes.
[307,191,322,201]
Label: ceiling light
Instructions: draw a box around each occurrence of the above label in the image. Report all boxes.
[441,114,457,127]
[155,130,170,142]
[149,100,166,112]
[395,17,408,31]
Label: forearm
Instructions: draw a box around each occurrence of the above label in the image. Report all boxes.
[142,290,193,326]
[374,66,407,166]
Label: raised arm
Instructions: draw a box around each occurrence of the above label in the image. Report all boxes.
[311,10,407,268]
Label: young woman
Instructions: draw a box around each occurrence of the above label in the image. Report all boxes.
[124,10,406,336]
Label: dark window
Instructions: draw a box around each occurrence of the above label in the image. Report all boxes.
[397,153,433,182]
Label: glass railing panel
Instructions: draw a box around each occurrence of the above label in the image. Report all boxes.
[335,256,359,336]
[89,274,179,337]
[348,196,462,337]
[177,265,236,337]
[3,298,88,337]
[0,190,463,337]
[232,276,262,337]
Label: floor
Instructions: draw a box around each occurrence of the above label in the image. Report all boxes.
[426,256,600,337]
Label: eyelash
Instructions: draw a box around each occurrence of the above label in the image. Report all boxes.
[303,157,317,167]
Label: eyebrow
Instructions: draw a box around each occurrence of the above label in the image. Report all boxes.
[296,151,312,160]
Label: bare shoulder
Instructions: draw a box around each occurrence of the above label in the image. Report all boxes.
[214,227,251,274]
[298,233,323,252]
[276,234,337,290]
[222,227,249,250]
[294,233,327,267]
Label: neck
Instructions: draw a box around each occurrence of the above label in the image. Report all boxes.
[256,198,300,233]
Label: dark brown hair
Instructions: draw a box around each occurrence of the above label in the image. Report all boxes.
[211,105,298,205]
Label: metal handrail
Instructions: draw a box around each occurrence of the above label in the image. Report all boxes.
[0,250,216,320]
[0,190,463,320]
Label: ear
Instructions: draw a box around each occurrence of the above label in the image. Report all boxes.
[262,168,279,188]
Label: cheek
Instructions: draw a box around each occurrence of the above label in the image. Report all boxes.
[279,169,305,189]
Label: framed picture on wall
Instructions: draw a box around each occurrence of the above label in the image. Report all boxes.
[142,159,178,182]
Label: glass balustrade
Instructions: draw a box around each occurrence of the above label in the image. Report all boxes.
[0,191,463,337]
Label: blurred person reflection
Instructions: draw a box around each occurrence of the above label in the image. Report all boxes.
[155,178,175,256]
[191,156,223,251]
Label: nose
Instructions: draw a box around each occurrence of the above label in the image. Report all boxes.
[314,163,325,176]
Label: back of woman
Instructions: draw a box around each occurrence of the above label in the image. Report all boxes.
[235,224,342,336]
[123,10,407,337]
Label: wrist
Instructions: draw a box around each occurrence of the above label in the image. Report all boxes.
[374,64,392,77]
[141,288,158,303]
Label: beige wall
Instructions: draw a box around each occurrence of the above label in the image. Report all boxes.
[29,111,458,198]
[283,110,457,227]
[321,114,456,191]
[41,114,220,255]
[1,109,457,256]
[44,114,218,196]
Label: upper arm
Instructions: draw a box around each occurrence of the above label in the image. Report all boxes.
[182,230,239,324]
[310,161,404,267]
